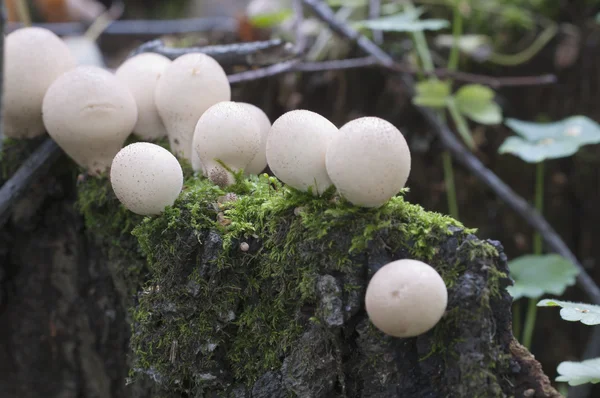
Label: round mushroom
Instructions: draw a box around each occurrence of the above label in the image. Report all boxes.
[42,65,138,176]
[192,101,261,187]
[116,53,171,140]
[365,259,448,338]
[238,102,271,175]
[325,116,411,208]
[266,110,338,195]
[154,53,231,164]
[110,142,183,215]
[3,27,76,138]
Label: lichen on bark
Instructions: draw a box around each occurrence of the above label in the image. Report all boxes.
[82,171,555,398]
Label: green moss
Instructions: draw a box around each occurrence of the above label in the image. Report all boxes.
[129,173,474,393]
[76,175,148,297]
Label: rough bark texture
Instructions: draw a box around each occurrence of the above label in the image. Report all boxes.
[0,162,562,398]
[0,161,132,398]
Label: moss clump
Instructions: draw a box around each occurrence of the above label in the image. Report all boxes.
[129,173,479,395]
[76,175,148,297]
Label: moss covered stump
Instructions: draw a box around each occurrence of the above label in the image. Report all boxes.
[80,173,556,398]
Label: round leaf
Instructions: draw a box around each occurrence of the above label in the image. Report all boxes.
[506,254,579,300]
[454,84,502,125]
[537,299,600,325]
[556,358,600,386]
[500,116,600,162]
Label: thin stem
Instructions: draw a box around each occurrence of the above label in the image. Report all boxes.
[488,24,558,66]
[441,0,462,220]
[16,0,31,27]
[442,151,459,219]
[404,1,435,73]
[533,162,545,254]
[447,1,463,71]
[446,98,476,150]
[522,162,545,349]
[521,298,538,349]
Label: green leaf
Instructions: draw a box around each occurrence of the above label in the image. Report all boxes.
[412,79,451,108]
[506,254,579,300]
[454,84,502,125]
[499,116,600,162]
[537,299,600,325]
[354,9,449,32]
[249,9,293,28]
[555,358,600,386]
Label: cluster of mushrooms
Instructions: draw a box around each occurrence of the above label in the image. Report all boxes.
[4,27,448,338]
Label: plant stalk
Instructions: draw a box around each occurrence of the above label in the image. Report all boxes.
[446,98,476,150]
[442,151,459,219]
[522,161,545,349]
[16,0,32,27]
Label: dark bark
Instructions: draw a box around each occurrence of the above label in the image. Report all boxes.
[0,162,135,398]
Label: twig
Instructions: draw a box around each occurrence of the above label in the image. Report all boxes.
[425,68,556,88]
[301,0,600,306]
[369,0,383,44]
[292,0,307,54]
[294,56,379,72]
[228,60,301,84]
[0,139,62,228]
[5,17,238,36]
[83,0,125,42]
[129,39,297,67]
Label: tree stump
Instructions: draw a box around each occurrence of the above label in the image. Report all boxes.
[0,153,562,398]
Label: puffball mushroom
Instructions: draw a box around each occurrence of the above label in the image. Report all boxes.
[266,110,338,195]
[154,53,231,164]
[192,101,261,187]
[116,53,171,140]
[238,102,271,175]
[325,117,411,207]
[42,65,138,176]
[3,27,77,138]
[365,259,448,338]
[110,142,183,216]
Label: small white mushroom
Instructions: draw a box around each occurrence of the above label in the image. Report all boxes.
[238,102,271,175]
[266,110,338,195]
[192,101,261,187]
[116,53,171,140]
[154,53,231,163]
[365,259,448,338]
[110,142,183,215]
[325,117,411,208]
[3,27,76,138]
[42,65,138,176]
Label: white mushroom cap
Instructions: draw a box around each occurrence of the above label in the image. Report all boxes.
[110,142,183,215]
[192,101,261,187]
[116,53,171,140]
[62,36,105,67]
[238,102,271,175]
[325,117,411,208]
[3,27,76,138]
[266,110,338,195]
[154,53,231,163]
[42,65,138,176]
[365,259,448,338]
